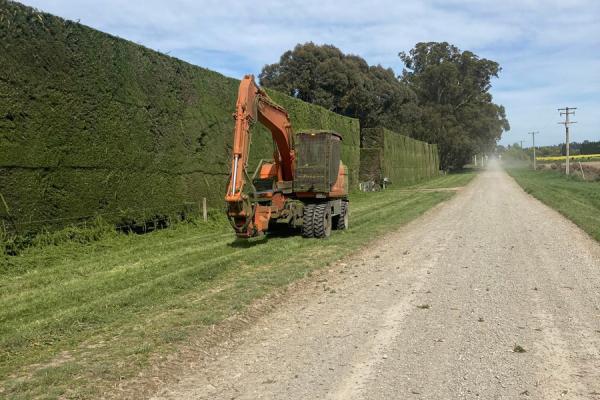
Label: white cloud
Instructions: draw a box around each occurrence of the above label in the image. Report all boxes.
[19,0,600,145]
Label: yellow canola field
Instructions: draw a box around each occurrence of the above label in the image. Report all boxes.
[536,154,600,161]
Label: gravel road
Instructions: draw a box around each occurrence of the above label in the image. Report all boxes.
[153,164,600,399]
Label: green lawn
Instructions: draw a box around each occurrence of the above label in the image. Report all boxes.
[0,172,475,399]
[508,168,600,242]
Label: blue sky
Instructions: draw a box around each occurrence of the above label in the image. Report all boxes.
[21,0,600,147]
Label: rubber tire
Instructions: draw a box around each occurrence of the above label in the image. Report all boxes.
[313,203,332,238]
[335,201,349,230]
[302,203,315,238]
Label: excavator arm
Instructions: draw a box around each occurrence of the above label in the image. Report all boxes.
[225,75,295,236]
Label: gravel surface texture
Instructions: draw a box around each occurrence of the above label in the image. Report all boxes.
[153,164,600,400]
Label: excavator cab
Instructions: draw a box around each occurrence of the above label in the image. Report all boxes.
[251,160,278,195]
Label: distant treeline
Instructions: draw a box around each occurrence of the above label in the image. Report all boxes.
[560,140,600,156]
[498,140,600,157]
[496,140,600,166]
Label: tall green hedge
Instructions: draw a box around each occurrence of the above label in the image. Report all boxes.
[0,1,359,234]
[360,127,439,186]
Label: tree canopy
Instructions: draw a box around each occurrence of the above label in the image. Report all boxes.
[399,42,509,168]
[259,43,415,132]
[260,42,510,169]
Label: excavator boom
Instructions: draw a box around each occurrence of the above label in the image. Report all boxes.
[226,75,294,201]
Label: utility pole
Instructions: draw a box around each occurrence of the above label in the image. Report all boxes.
[519,140,524,149]
[558,107,577,175]
[528,131,539,170]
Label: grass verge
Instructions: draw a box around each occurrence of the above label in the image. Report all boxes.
[507,168,600,241]
[0,172,475,399]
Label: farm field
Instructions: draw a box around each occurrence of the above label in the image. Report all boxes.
[536,154,600,162]
[507,168,600,242]
[0,172,475,399]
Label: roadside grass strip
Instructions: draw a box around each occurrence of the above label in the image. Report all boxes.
[507,168,600,242]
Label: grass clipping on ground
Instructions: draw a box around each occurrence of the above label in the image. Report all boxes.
[0,173,475,399]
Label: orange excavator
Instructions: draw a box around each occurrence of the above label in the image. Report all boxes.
[225,75,349,238]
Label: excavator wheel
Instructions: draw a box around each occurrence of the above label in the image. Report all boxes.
[302,203,316,238]
[313,202,332,238]
[334,200,349,230]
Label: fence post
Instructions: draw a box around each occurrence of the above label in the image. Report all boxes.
[578,162,585,180]
[202,198,207,222]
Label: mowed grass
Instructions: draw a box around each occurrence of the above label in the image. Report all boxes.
[0,173,475,399]
[508,168,600,241]
[412,169,477,189]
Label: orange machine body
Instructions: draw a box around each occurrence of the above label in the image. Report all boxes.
[225,75,349,238]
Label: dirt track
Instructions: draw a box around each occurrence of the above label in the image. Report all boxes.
[153,163,600,399]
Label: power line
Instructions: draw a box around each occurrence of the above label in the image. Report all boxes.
[558,107,577,175]
[528,131,539,170]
